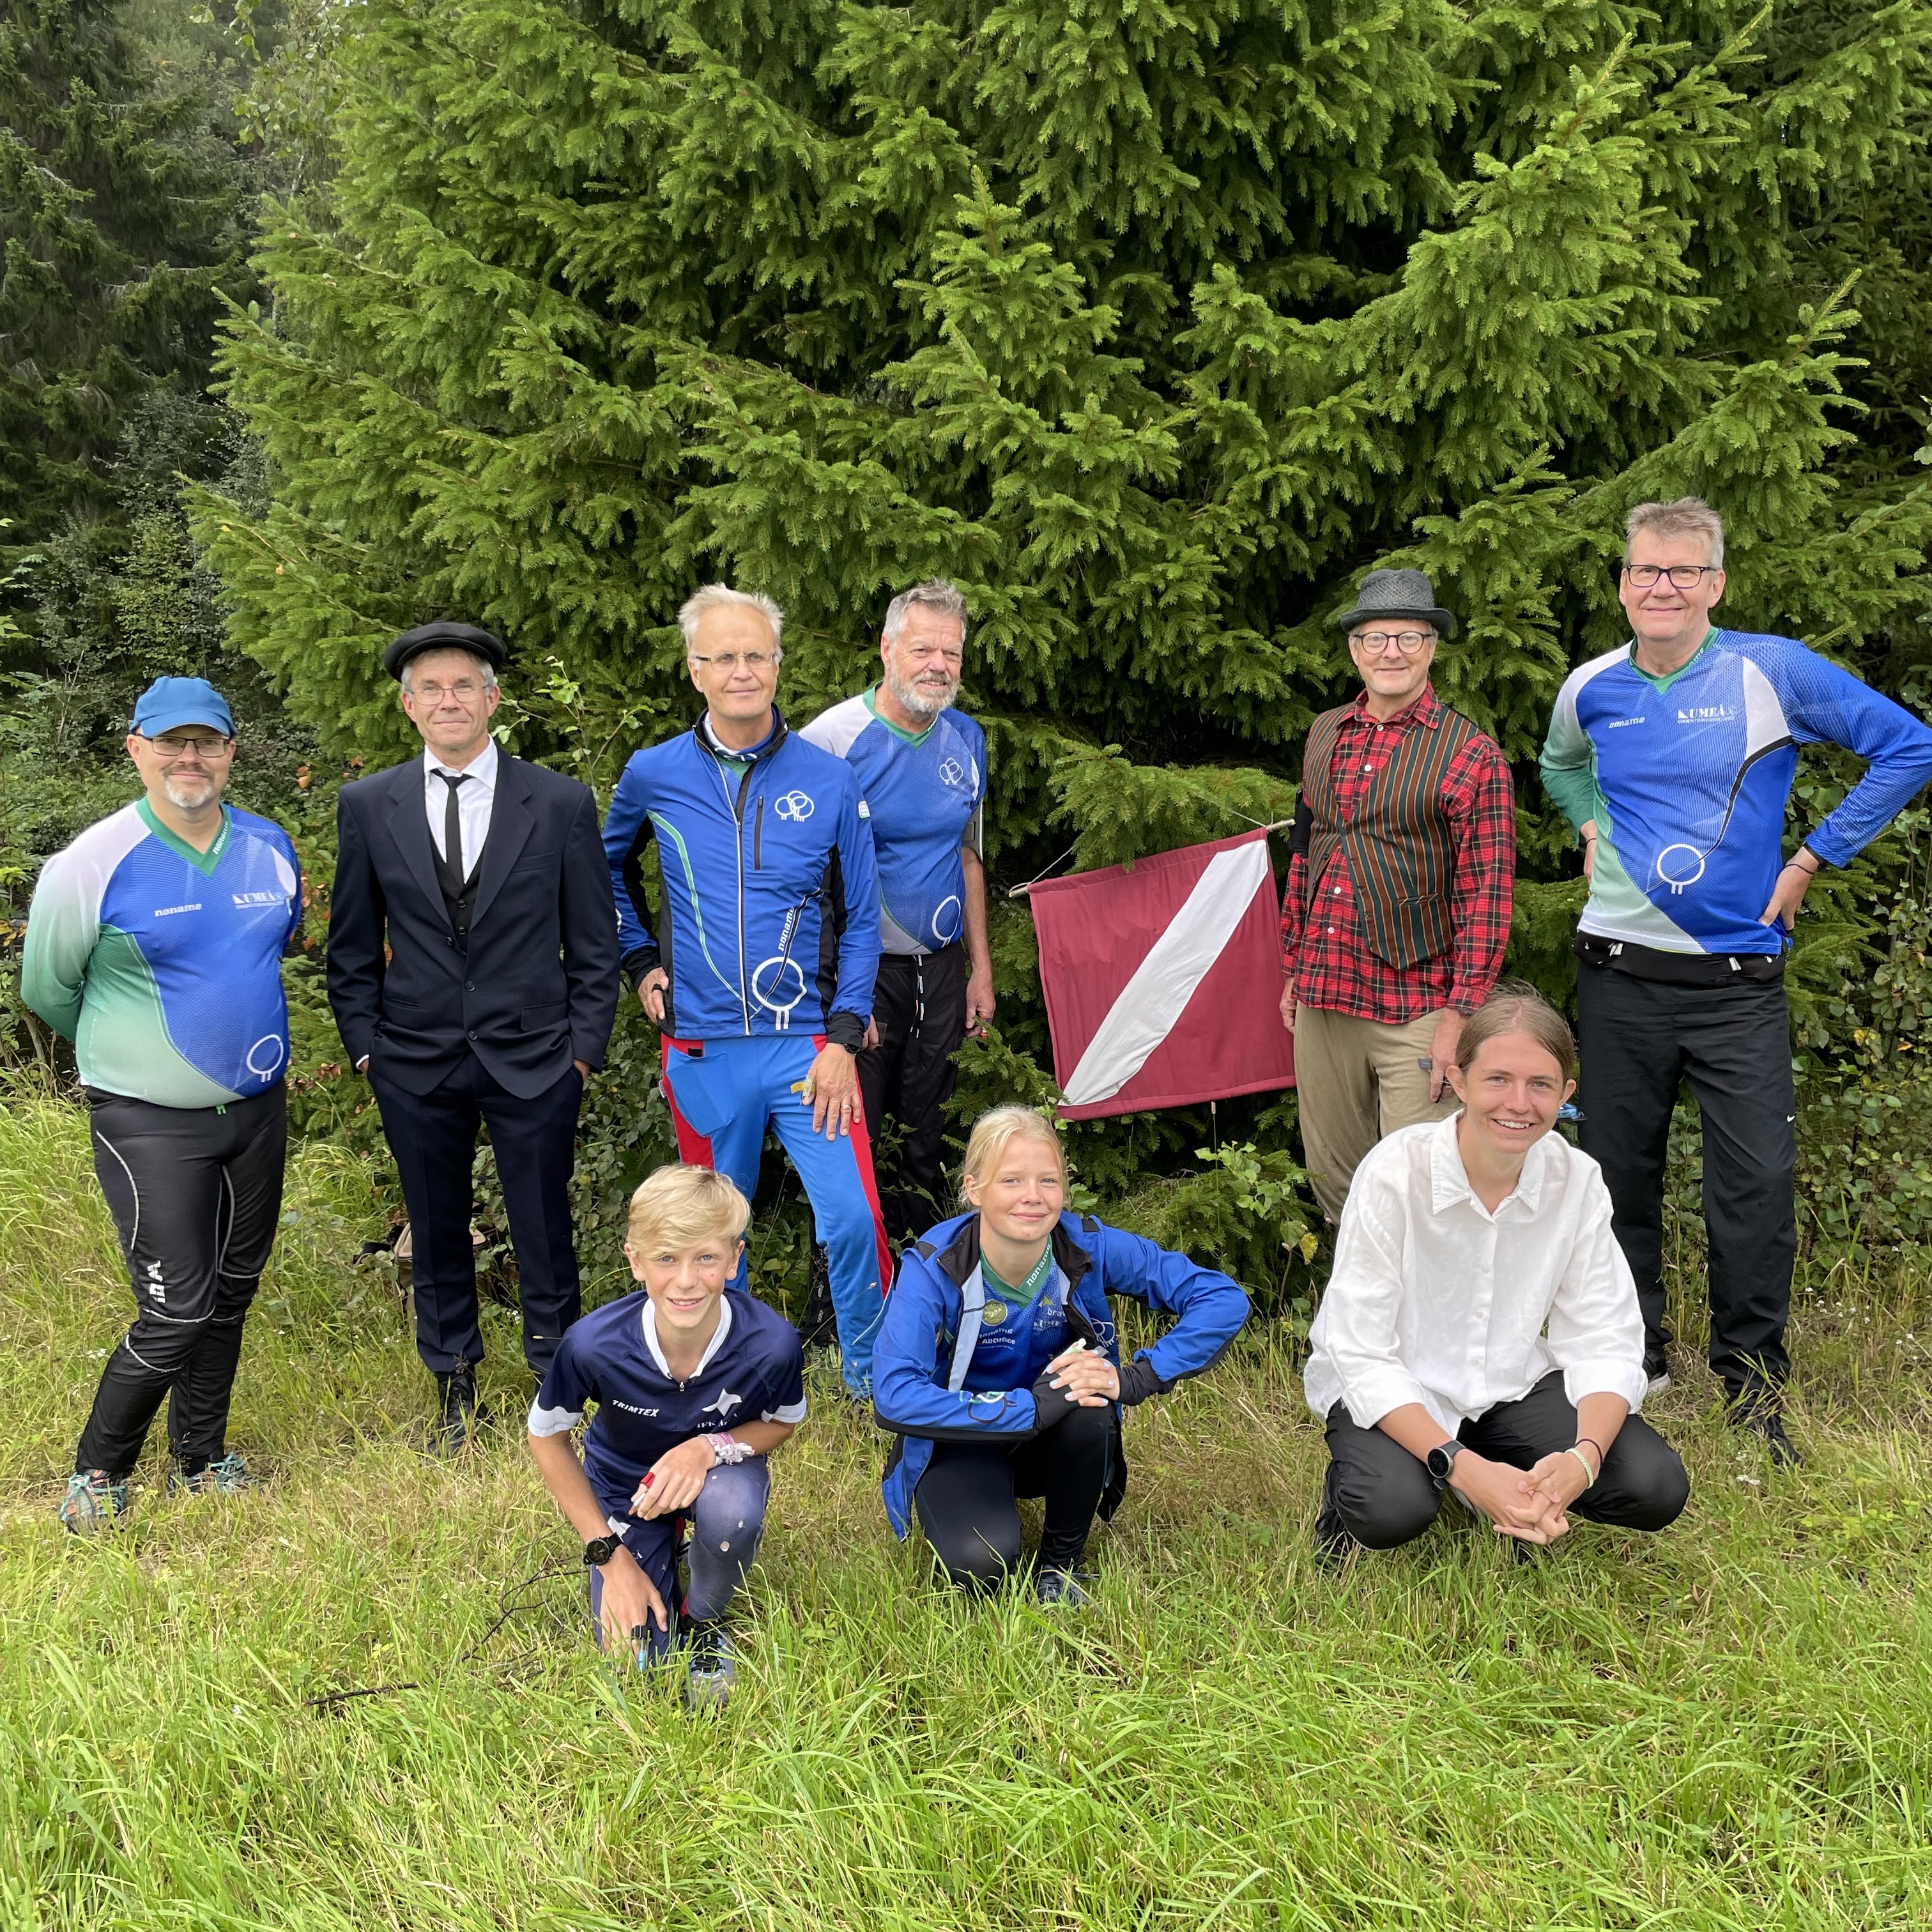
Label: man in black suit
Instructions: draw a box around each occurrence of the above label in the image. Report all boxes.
[328,622,620,1450]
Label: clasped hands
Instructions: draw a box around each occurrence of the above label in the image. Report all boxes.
[1450,1445,1597,1545]
[1044,1342,1119,1407]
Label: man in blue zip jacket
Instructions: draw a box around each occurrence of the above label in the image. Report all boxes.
[604,585,892,1395]
[1542,497,1932,1462]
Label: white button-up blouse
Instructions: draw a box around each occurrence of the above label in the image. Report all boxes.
[1304,1115,1649,1434]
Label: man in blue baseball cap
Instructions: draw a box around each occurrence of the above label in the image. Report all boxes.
[23,675,303,1531]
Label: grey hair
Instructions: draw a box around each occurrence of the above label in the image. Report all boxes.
[1626,496,1725,568]
[400,648,498,694]
[678,583,785,655]
[882,578,967,647]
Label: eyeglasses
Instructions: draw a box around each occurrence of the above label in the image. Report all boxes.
[1622,564,1720,590]
[141,733,233,760]
[689,651,781,672]
[411,680,487,702]
[1350,630,1436,657]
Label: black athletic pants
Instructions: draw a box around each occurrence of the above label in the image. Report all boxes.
[1321,1372,1689,1550]
[76,1082,288,1480]
[1576,963,1795,1401]
[371,1053,585,1380]
[857,945,968,1246]
[914,1402,1113,1592]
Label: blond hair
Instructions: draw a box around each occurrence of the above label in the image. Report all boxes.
[1626,496,1725,568]
[1454,979,1576,1082]
[678,583,785,656]
[624,1163,751,1254]
[959,1105,1066,1204]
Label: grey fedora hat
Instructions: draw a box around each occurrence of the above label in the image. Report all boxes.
[1335,567,1457,640]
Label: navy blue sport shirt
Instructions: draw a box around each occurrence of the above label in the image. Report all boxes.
[528,1288,808,1511]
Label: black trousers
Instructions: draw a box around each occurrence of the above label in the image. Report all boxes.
[1321,1372,1690,1551]
[371,1054,583,1379]
[857,945,968,1246]
[77,1083,288,1479]
[914,1402,1113,1591]
[1576,963,1795,1399]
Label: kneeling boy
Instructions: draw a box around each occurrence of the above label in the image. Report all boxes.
[528,1165,806,1706]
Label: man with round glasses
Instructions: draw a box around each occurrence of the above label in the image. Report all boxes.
[602,585,891,1397]
[801,580,992,1255]
[24,677,303,1529]
[1281,569,1515,1222]
[1541,497,1932,1462]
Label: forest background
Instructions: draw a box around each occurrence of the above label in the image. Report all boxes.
[9,0,1932,1316]
[11,6,1932,1926]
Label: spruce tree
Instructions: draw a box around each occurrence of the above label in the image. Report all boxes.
[0,0,250,541]
[197,0,1932,1211]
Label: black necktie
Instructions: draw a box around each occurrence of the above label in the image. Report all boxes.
[438,770,469,889]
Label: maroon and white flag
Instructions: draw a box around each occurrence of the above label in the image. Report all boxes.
[1029,829,1296,1121]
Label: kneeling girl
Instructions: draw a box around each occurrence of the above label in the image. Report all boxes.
[873,1105,1250,1599]
[528,1164,806,1705]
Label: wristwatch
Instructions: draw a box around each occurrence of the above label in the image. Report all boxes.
[1425,1441,1462,1489]
[581,1534,621,1568]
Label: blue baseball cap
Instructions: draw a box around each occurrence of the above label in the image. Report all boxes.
[130,677,235,739]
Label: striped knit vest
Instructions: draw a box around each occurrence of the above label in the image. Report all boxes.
[1300,698,1483,969]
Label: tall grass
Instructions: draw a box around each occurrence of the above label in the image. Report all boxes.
[3,1089,1931,1928]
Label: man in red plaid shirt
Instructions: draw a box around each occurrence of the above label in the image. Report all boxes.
[1281,569,1515,1221]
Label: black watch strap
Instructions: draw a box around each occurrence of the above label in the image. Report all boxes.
[581,1534,620,1568]
[1425,1441,1461,1487]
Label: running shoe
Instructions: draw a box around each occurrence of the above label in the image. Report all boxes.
[58,1469,128,1535]
[1643,1346,1671,1397]
[684,1624,737,1712]
[1032,1567,1093,1608]
[169,1451,257,1496]
[1729,1406,1802,1468]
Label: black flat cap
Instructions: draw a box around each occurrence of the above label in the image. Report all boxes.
[383,621,507,680]
[1334,568,1457,640]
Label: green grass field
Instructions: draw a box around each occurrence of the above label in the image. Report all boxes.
[4,1089,1932,1929]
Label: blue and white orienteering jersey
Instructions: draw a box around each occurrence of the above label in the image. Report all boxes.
[22,800,303,1107]
[799,694,985,955]
[1540,629,1932,955]
[528,1287,807,1512]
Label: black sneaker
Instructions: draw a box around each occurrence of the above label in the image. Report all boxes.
[1313,1499,1359,1568]
[1032,1567,1094,1608]
[1643,1346,1671,1397]
[684,1623,737,1712]
[434,1366,494,1456]
[1729,1405,1802,1468]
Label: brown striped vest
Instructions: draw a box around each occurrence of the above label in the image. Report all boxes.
[1300,695,1483,969]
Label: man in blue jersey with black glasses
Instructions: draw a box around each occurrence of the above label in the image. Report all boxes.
[801,579,994,1251]
[24,677,302,1530]
[603,586,891,1397]
[1542,498,1932,1462]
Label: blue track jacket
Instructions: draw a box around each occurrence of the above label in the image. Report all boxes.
[873,1209,1250,1537]
[603,714,881,1050]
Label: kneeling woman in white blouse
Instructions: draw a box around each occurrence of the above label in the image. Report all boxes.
[1306,981,1689,1556]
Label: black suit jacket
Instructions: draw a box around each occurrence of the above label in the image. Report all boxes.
[327,752,620,1100]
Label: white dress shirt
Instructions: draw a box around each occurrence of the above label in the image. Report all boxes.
[1304,1115,1648,1434]
[423,737,498,877]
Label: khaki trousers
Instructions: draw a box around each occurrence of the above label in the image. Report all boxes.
[1293,1004,1458,1222]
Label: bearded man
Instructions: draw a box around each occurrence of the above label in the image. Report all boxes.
[802,580,993,1250]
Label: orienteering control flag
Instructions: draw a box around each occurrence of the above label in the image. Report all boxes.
[1029,829,1296,1121]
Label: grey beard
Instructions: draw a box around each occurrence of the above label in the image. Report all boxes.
[163,774,220,810]
[887,666,958,719]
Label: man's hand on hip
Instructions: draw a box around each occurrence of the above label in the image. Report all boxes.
[802,1041,860,1138]
[1759,854,1818,932]
[1425,1008,1464,1104]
